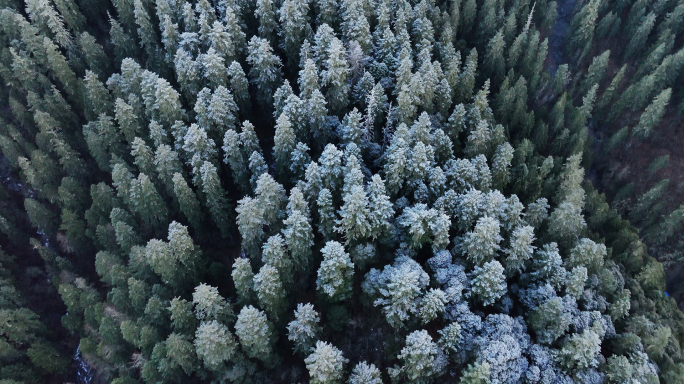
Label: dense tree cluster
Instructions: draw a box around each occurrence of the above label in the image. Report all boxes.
[555,0,684,302]
[0,0,683,382]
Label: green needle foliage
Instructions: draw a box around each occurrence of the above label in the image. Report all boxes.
[0,0,683,383]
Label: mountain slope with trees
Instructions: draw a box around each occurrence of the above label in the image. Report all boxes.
[0,0,683,382]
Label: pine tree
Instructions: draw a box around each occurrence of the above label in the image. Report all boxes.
[569,0,599,59]
[232,258,255,304]
[256,0,277,40]
[160,15,179,61]
[222,129,249,192]
[165,333,198,375]
[193,283,233,323]
[287,303,321,355]
[134,0,159,56]
[183,123,217,186]
[282,193,314,272]
[465,119,492,158]
[438,322,461,354]
[305,341,348,384]
[528,297,572,344]
[194,320,237,371]
[199,48,228,88]
[367,175,394,239]
[577,83,598,126]
[567,238,606,273]
[274,113,296,178]
[172,173,203,232]
[349,362,382,384]
[469,260,506,305]
[557,329,601,370]
[206,21,233,62]
[322,37,350,112]
[25,0,72,47]
[262,234,294,287]
[609,289,631,321]
[566,266,587,299]
[299,59,320,99]
[235,305,276,363]
[419,288,447,324]
[624,12,655,60]
[224,6,246,54]
[317,188,336,239]
[580,50,610,94]
[633,88,671,139]
[255,173,287,226]
[84,71,112,119]
[247,36,283,107]
[457,48,478,102]
[254,264,287,320]
[130,173,168,230]
[200,161,232,237]
[228,61,251,115]
[208,86,238,136]
[484,29,506,83]
[169,297,196,334]
[316,241,354,302]
[491,142,514,190]
[363,256,429,328]
[335,185,371,244]
[174,49,202,99]
[341,0,371,52]
[131,137,156,177]
[278,0,310,65]
[236,196,265,257]
[43,37,79,98]
[290,142,312,180]
[504,225,535,274]
[397,330,440,382]
[463,216,502,265]
[459,362,491,384]
[274,80,294,120]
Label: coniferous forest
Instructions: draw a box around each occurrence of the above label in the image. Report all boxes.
[2,0,684,381]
